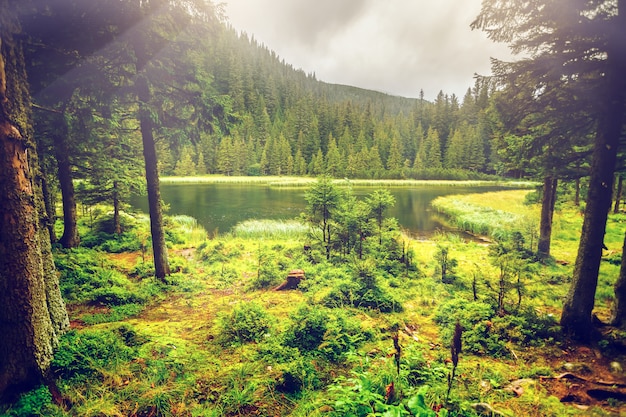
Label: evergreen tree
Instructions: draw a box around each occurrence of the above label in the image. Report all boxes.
[473,0,626,341]
[424,127,443,169]
[325,135,344,177]
[174,145,197,176]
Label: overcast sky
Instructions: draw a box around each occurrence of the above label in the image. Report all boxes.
[223,0,511,101]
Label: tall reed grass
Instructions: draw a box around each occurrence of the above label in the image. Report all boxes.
[161,175,536,189]
[231,219,308,240]
[170,214,208,244]
[431,190,538,241]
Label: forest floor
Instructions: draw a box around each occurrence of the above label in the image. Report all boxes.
[97,240,626,417]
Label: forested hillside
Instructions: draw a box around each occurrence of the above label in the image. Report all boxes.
[28,10,499,186]
[163,26,497,179]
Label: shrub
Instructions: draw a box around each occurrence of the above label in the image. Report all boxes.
[435,299,507,356]
[2,385,56,417]
[284,305,329,352]
[491,307,561,346]
[215,302,273,345]
[275,356,321,393]
[52,327,139,382]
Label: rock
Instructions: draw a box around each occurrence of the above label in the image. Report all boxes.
[471,403,507,417]
[610,361,624,375]
[562,362,592,374]
[503,379,536,397]
[479,380,492,393]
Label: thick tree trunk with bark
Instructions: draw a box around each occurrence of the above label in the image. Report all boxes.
[614,175,623,214]
[136,74,170,279]
[610,231,626,328]
[537,176,558,258]
[561,4,626,340]
[113,181,121,235]
[40,175,57,243]
[0,26,68,398]
[53,129,80,248]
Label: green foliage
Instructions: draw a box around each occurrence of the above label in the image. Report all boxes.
[215,302,273,345]
[434,244,458,284]
[2,385,56,417]
[490,307,561,346]
[434,300,506,356]
[52,327,140,382]
[283,304,330,352]
[318,262,403,313]
[232,219,308,239]
[79,212,144,252]
[81,303,145,325]
[55,248,152,307]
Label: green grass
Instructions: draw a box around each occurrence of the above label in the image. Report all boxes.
[231,219,308,239]
[6,188,624,417]
[161,175,537,189]
[431,190,538,240]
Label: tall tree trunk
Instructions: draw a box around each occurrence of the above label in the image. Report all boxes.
[561,3,626,341]
[53,129,79,248]
[136,74,169,279]
[0,25,68,398]
[113,180,121,235]
[40,175,57,243]
[614,175,623,214]
[610,231,626,328]
[537,176,557,258]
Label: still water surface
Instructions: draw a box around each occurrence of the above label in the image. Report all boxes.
[130,183,507,236]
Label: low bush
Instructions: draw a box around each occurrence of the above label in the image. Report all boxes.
[434,299,506,356]
[1,385,57,417]
[52,327,140,382]
[283,304,329,352]
[215,302,273,345]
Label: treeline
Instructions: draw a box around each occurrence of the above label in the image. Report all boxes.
[167,26,498,180]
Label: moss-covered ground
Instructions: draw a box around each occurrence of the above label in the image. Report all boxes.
[2,187,626,417]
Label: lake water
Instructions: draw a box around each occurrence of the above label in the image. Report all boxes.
[129,183,508,237]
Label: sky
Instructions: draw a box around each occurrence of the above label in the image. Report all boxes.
[223,0,512,101]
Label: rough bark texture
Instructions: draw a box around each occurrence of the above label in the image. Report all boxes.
[136,74,170,279]
[40,175,57,243]
[610,231,626,328]
[53,129,80,248]
[561,1,626,341]
[537,176,557,258]
[0,21,68,398]
[614,175,623,214]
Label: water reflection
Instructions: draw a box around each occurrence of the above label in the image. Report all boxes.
[130,183,507,235]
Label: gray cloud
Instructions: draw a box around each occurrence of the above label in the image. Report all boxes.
[224,0,511,100]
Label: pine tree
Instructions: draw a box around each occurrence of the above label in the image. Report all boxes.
[424,127,443,169]
[325,135,344,177]
[174,145,197,176]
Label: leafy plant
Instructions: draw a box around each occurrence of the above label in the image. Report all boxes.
[2,385,56,417]
[215,302,273,345]
[52,327,139,382]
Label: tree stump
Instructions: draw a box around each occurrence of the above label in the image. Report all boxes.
[275,269,305,291]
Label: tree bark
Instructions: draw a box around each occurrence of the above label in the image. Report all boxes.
[136,74,170,279]
[614,175,623,214]
[40,175,57,243]
[610,231,626,328]
[0,25,68,398]
[113,180,121,235]
[537,176,557,258]
[561,2,626,341]
[53,128,80,248]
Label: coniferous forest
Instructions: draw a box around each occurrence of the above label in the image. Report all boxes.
[1,0,626,416]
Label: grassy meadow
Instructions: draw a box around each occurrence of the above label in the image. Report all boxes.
[3,185,626,417]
